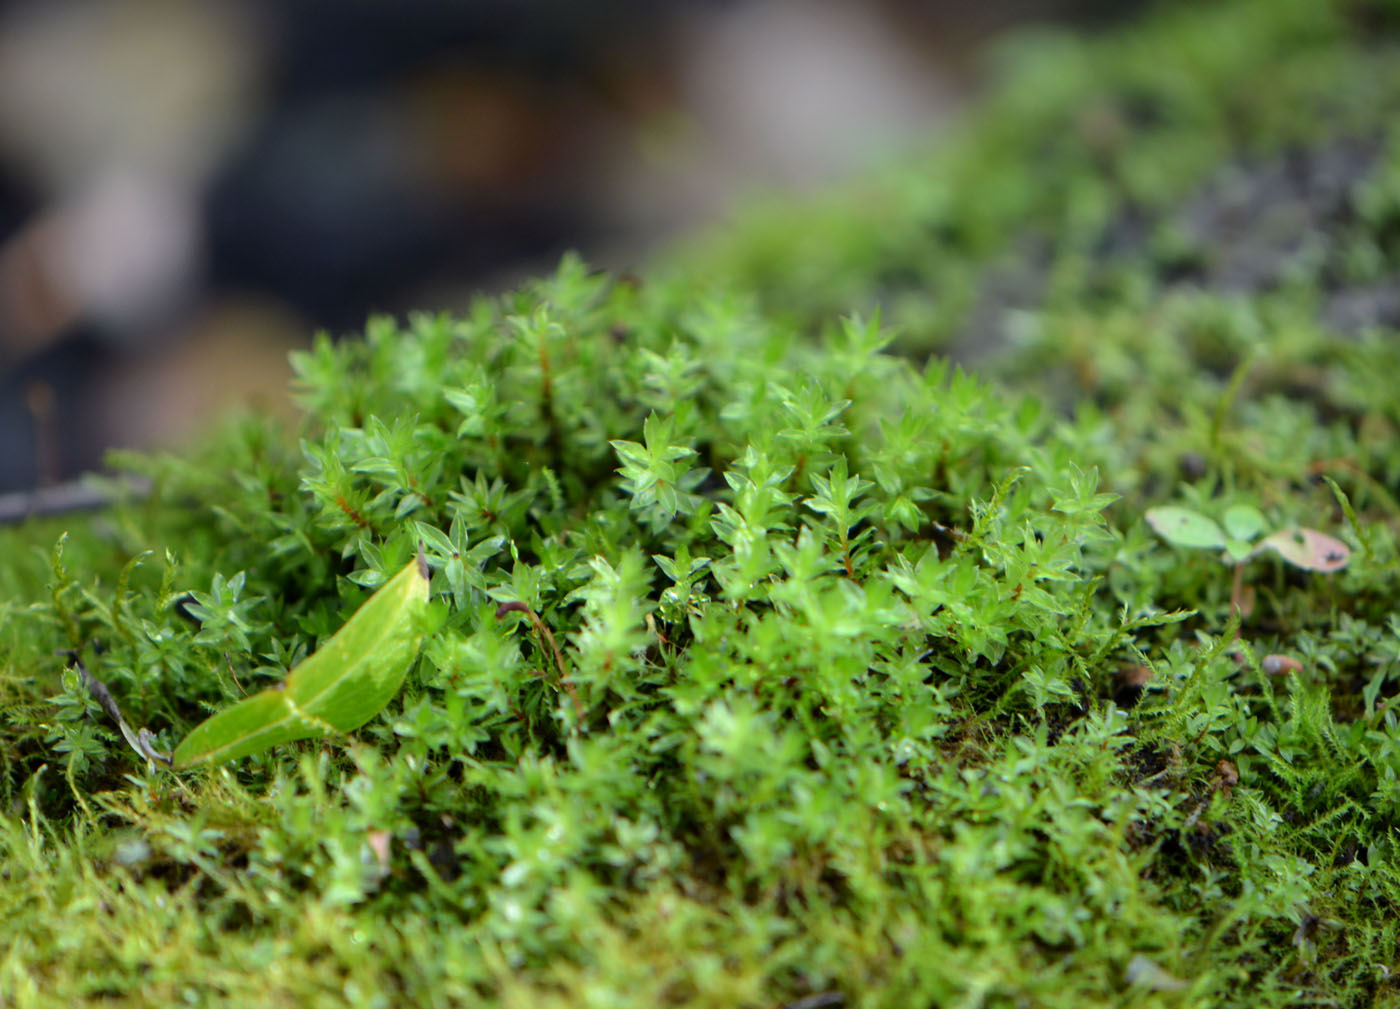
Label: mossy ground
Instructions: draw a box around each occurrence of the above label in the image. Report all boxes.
[4,1,1400,1006]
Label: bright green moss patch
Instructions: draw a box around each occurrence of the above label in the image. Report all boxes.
[5,1,1400,1006]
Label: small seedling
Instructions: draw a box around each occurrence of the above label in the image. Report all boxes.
[1145,503,1350,572]
[1145,502,1350,624]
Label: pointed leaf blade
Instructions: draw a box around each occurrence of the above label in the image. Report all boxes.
[174,555,431,768]
[171,690,314,768]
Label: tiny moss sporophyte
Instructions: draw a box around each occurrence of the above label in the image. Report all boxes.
[172,552,431,768]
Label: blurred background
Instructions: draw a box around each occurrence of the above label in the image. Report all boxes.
[0,0,1140,496]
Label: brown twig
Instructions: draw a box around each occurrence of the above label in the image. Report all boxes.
[61,649,172,766]
[494,601,582,719]
[225,653,249,697]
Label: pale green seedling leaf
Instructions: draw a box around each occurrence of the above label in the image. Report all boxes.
[1223,504,1264,543]
[173,554,431,768]
[1145,506,1226,550]
[1223,539,1254,563]
[1254,528,1351,573]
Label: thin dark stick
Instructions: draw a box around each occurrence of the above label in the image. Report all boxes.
[61,649,172,766]
[0,475,152,525]
[494,601,583,719]
[225,653,249,697]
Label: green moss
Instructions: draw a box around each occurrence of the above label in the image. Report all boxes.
[5,1,1400,1006]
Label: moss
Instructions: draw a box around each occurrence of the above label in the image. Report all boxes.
[4,1,1400,1006]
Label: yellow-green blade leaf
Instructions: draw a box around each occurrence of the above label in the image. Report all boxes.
[285,558,430,730]
[173,555,431,768]
[171,689,314,768]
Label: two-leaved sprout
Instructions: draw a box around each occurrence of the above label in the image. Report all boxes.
[1145,502,1350,619]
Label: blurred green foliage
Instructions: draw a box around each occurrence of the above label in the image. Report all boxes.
[4,0,1400,1005]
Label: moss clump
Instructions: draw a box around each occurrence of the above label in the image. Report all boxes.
[4,1,1400,1006]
